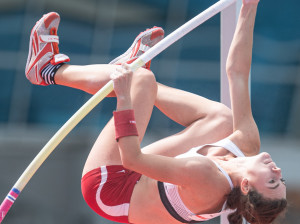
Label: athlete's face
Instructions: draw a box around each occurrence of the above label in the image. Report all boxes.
[243,152,286,199]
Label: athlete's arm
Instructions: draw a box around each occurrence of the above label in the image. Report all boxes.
[226,0,261,156]
[111,64,212,186]
[119,135,212,186]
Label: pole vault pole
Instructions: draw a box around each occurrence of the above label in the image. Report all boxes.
[0,0,237,222]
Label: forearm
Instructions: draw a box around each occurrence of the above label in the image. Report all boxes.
[226,3,258,77]
[114,109,142,171]
[114,97,140,167]
[117,135,142,170]
[226,1,258,122]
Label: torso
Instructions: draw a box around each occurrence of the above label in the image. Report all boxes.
[129,142,241,224]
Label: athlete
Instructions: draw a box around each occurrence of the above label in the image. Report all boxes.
[25,0,287,223]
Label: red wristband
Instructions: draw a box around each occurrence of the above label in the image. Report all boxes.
[113,109,139,141]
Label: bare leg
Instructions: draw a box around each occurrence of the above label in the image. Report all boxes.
[54,64,233,159]
[55,64,117,96]
[55,64,232,129]
[156,83,232,127]
[142,85,233,157]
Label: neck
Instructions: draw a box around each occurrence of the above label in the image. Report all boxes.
[216,157,246,187]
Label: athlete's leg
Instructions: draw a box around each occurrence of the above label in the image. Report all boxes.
[55,64,118,96]
[82,68,157,176]
[142,101,232,157]
[55,65,233,159]
[53,25,164,95]
[138,82,233,157]
[55,64,233,153]
[156,82,232,128]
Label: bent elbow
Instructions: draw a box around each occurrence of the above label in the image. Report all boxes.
[120,152,142,172]
[121,156,135,170]
[248,131,261,155]
[226,65,250,81]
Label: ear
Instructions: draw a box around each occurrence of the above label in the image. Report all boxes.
[240,178,250,195]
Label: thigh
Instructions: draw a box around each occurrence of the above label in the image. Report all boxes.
[156,83,231,127]
[141,111,233,157]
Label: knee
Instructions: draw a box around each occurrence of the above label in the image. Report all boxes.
[132,68,157,96]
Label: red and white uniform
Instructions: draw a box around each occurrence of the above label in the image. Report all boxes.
[81,165,141,223]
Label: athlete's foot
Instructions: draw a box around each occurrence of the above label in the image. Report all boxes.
[25,12,70,85]
[109,27,164,70]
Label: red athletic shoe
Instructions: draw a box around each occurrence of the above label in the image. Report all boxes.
[109,27,164,70]
[25,12,70,85]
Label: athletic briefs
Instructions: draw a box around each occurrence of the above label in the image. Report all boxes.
[81,165,142,223]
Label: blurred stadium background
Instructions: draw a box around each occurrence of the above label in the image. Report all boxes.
[0,0,299,223]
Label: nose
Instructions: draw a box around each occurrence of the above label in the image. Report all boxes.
[272,166,282,175]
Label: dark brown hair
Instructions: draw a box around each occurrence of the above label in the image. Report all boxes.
[226,187,287,224]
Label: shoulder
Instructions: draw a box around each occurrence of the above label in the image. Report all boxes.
[181,157,220,185]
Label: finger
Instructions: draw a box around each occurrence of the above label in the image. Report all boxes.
[111,66,125,79]
[110,71,121,80]
[110,72,116,80]
[121,63,132,73]
[115,66,123,74]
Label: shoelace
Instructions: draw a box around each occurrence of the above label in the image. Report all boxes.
[50,27,59,54]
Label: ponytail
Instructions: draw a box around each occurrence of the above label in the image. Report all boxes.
[226,187,287,224]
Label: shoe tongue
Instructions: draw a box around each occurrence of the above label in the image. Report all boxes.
[51,53,70,65]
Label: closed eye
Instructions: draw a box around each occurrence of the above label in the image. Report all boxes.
[268,183,280,190]
[268,179,279,189]
[281,178,286,186]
